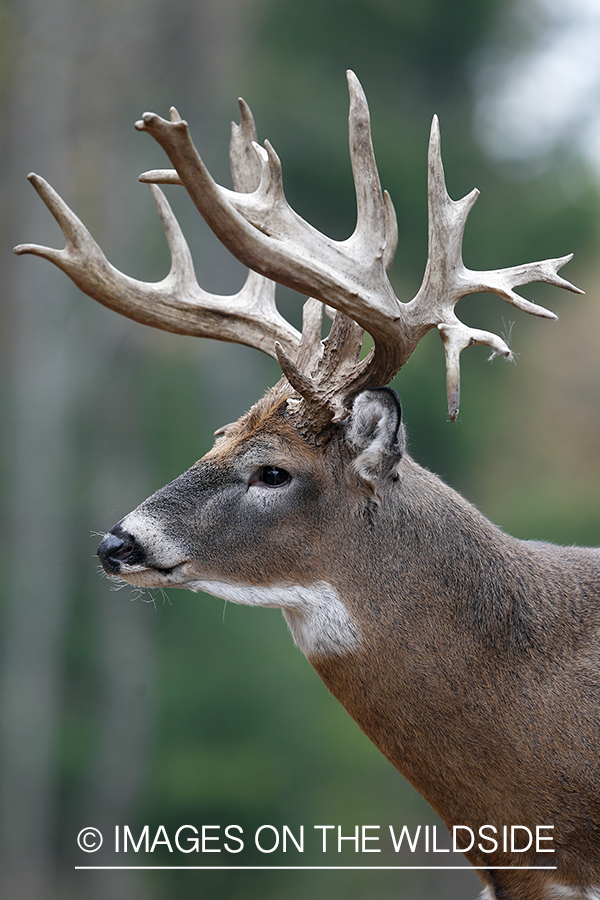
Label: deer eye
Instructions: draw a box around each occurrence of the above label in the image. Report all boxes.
[251,466,291,488]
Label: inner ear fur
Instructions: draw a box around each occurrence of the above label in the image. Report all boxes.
[345,387,404,486]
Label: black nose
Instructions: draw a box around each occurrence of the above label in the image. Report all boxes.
[97,525,140,575]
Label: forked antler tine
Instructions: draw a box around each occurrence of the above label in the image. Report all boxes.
[14,174,300,358]
[421,116,479,304]
[14,173,101,264]
[138,108,187,186]
[424,116,584,311]
[466,255,582,317]
[17,173,192,294]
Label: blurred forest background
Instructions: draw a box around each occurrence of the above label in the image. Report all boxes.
[1,0,600,898]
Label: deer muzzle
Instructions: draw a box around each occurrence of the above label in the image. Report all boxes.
[97,524,143,575]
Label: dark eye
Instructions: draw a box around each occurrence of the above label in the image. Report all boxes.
[255,466,291,487]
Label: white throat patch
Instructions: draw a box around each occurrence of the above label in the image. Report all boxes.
[187,579,361,659]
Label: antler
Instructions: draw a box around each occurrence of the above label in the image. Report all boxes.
[15,72,582,421]
[135,71,582,420]
[137,73,403,394]
[408,116,582,419]
[13,108,300,361]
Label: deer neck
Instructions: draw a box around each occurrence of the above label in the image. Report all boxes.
[304,456,555,825]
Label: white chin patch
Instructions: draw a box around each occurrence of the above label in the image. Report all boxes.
[187,579,361,659]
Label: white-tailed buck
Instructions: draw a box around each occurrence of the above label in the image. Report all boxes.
[15,72,600,900]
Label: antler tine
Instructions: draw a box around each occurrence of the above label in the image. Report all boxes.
[345,70,393,263]
[382,191,399,271]
[230,98,263,194]
[405,114,583,420]
[14,165,300,359]
[438,322,514,423]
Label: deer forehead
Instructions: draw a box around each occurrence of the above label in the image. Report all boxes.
[204,404,333,475]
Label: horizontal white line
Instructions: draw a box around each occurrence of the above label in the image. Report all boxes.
[75,865,558,871]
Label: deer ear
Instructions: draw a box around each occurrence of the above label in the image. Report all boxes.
[345,388,404,485]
